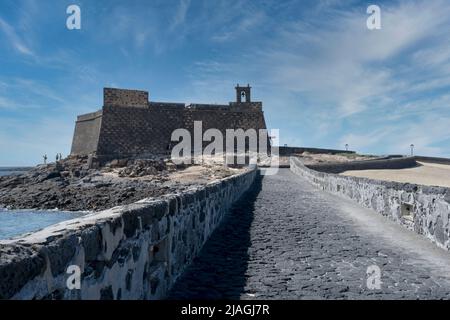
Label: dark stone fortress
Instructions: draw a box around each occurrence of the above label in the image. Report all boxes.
[70,85,268,160]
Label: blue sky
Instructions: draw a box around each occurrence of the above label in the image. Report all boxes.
[1,0,450,165]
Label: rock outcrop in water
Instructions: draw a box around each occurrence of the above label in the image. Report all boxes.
[0,156,238,212]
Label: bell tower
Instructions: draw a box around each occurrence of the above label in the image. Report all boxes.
[235,84,251,103]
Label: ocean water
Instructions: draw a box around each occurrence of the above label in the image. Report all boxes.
[0,209,86,240]
[0,166,86,240]
[0,167,32,177]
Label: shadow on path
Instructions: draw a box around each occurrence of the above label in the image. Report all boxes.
[167,175,263,300]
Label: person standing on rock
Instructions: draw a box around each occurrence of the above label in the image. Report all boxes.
[43,154,48,164]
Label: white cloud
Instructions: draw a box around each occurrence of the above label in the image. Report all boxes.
[339,114,450,157]
[211,11,265,42]
[0,115,74,166]
[170,0,191,31]
[0,17,34,56]
[182,0,450,156]
[258,1,450,117]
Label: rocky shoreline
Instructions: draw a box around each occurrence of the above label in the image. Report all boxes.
[0,155,241,212]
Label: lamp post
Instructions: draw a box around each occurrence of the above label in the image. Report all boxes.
[410,144,414,157]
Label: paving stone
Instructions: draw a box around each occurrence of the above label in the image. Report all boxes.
[168,169,450,299]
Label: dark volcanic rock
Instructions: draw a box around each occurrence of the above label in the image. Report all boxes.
[0,156,201,212]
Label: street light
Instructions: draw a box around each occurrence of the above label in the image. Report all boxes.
[410,144,414,156]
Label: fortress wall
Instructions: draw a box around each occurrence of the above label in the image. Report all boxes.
[97,105,185,157]
[182,108,267,131]
[290,157,450,251]
[181,107,268,149]
[70,111,103,155]
[95,104,268,158]
[229,102,263,111]
[0,168,258,300]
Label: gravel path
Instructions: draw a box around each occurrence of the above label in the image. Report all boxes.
[168,169,450,299]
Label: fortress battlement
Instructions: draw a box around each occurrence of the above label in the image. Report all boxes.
[103,88,149,108]
[101,87,262,111]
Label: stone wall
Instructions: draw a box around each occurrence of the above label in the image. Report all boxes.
[0,168,258,300]
[95,105,267,159]
[290,157,450,251]
[94,104,267,158]
[97,105,185,157]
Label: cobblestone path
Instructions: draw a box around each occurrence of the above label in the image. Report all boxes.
[168,169,450,299]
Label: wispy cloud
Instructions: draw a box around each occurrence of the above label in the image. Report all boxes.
[211,11,265,42]
[339,114,450,157]
[0,16,34,56]
[170,0,191,31]
[256,0,450,117]
[0,96,20,110]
